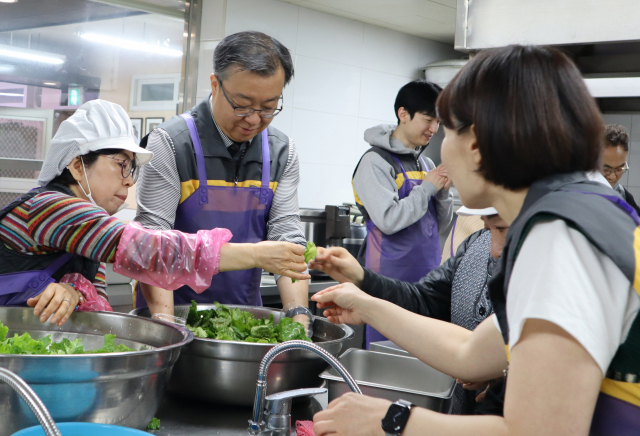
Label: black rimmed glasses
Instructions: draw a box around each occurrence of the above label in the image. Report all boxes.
[602,162,629,177]
[218,80,283,118]
[103,155,139,182]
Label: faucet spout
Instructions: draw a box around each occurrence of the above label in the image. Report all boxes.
[248,340,361,434]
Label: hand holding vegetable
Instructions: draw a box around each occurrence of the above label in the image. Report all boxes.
[308,247,365,286]
[424,164,449,191]
[310,282,375,325]
[250,241,310,281]
[27,283,81,326]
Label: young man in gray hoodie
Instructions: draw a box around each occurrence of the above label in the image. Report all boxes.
[353,81,453,345]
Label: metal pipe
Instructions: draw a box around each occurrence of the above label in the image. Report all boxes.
[248,340,361,434]
[0,368,61,436]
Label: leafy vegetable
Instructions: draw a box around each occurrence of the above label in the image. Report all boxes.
[0,321,135,355]
[292,241,317,283]
[146,417,161,430]
[186,300,311,343]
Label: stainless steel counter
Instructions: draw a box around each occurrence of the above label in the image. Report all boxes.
[150,392,328,436]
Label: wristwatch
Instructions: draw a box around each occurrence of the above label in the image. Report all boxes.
[284,306,314,337]
[381,399,414,436]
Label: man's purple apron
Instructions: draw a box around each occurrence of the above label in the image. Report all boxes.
[0,252,73,306]
[135,113,273,308]
[364,155,441,348]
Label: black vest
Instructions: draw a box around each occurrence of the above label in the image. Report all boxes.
[489,172,640,382]
[0,184,100,284]
[141,94,291,203]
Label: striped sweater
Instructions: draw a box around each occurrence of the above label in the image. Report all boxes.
[0,191,126,298]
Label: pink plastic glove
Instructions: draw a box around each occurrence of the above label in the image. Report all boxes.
[296,421,315,436]
[113,222,232,292]
[60,273,113,312]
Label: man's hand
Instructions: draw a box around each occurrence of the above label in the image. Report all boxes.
[309,247,365,286]
[456,378,491,402]
[313,393,390,436]
[310,282,375,325]
[424,164,449,191]
[27,283,81,326]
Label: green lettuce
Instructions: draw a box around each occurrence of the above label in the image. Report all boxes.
[292,241,317,283]
[185,301,310,343]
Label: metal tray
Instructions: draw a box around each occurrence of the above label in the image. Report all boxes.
[369,340,411,357]
[320,348,454,412]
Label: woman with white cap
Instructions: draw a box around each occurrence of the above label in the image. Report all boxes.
[0,100,309,326]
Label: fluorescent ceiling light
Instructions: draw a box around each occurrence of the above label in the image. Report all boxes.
[0,45,65,65]
[0,0,19,3]
[0,92,23,97]
[43,82,57,86]
[81,33,183,57]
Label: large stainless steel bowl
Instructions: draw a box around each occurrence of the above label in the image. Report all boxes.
[130,304,354,406]
[0,307,192,436]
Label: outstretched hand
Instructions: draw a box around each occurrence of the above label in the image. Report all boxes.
[310,282,374,325]
[309,247,365,285]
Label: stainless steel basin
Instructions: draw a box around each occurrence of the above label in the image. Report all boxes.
[369,340,411,357]
[0,307,192,436]
[130,304,354,406]
[320,349,454,412]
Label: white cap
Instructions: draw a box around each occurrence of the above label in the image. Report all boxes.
[456,206,498,216]
[38,100,153,186]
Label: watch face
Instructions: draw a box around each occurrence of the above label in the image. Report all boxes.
[381,403,411,433]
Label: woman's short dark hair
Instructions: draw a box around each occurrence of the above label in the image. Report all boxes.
[49,149,124,187]
[605,124,629,151]
[437,45,604,190]
[394,80,442,123]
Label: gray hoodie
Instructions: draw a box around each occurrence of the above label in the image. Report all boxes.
[353,124,453,235]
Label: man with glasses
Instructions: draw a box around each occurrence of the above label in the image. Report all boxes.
[600,124,640,214]
[133,31,312,328]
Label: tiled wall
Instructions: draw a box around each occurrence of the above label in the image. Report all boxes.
[198,0,458,209]
[602,113,640,199]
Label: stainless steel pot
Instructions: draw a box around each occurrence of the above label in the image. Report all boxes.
[300,208,326,248]
[130,304,354,406]
[0,307,192,436]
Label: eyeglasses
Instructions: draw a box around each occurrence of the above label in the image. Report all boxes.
[218,80,283,118]
[602,162,629,177]
[103,155,139,182]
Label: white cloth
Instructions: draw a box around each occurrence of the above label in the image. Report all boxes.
[505,219,640,374]
[38,100,153,186]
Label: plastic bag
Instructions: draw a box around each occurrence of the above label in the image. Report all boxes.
[60,273,113,312]
[113,222,232,292]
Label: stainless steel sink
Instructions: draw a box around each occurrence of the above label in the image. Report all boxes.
[369,340,411,357]
[320,348,454,412]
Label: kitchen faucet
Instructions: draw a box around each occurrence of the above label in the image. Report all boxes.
[248,340,362,435]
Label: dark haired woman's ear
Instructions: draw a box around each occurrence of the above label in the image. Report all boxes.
[467,125,482,166]
[66,157,86,183]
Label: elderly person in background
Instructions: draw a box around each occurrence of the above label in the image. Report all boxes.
[600,124,640,214]
[310,206,509,416]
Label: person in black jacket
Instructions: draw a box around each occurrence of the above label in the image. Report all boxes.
[310,207,509,415]
[601,124,640,215]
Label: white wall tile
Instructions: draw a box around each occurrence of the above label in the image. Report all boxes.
[225,0,299,54]
[632,115,640,142]
[196,40,219,100]
[631,141,640,152]
[291,109,359,166]
[200,0,226,41]
[359,69,412,122]
[293,55,361,117]
[627,148,640,187]
[602,113,632,132]
[269,106,293,135]
[296,8,364,67]
[298,162,355,208]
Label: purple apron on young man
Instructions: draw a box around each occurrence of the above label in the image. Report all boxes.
[364,155,441,348]
[136,113,273,308]
[0,252,73,306]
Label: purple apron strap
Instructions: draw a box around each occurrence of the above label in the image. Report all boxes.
[565,189,640,226]
[260,129,271,205]
[419,157,430,173]
[450,218,457,258]
[44,252,74,276]
[181,113,209,205]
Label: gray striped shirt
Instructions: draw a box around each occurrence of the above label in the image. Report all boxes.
[134,106,306,262]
